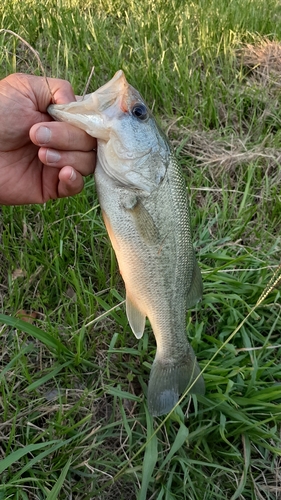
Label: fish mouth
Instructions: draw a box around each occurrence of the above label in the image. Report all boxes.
[48,70,144,137]
[94,70,130,113]
[91,70,145,115]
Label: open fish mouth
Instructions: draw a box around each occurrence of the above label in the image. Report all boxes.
[48,70,146,134]
[84,70,145,114]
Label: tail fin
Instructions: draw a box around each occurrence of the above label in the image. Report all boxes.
[147,348,205,416]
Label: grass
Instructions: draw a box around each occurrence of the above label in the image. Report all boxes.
[0,0,281,498]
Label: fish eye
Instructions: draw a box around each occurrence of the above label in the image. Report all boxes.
[132,103,148,121]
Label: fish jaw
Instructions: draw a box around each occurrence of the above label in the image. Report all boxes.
[48,96,107,140]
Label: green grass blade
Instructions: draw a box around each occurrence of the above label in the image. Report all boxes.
[0,313,70,354]
[138,406,158,500]
[106,386,141,401]
[159,420,189,470]
[0,343,34,382]
[0,441,58,475]
[230,434,251,500]
[26,360,72,392]
[12,438,76,481]
[45,456,72,500]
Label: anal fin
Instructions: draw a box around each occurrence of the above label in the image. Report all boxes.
[126,295,146,339]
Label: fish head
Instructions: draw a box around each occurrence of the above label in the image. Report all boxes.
[48,70,170,193]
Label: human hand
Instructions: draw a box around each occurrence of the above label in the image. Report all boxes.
[0,73,96,205]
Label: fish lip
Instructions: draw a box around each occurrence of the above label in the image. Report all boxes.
[94,70,143,114]
[86,69,132,114]
[48,70,138,119]
[96,70,128,99]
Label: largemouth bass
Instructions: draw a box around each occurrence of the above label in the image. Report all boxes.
[48,70,205,416]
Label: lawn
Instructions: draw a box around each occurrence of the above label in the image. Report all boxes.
[0,0,281,498]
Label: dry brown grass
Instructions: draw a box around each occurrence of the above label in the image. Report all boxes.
[238,39,281,88]
[171,126,281,182]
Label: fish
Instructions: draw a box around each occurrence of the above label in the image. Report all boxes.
[48,70,205,416]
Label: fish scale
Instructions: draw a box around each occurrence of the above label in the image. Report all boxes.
[48,70,205,416]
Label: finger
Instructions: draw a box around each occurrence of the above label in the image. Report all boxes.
[38,147,96,177]
[10,74,77,111]
[49,79,76,105]
[31,75,76,108]
[57,166,84,198]
[30,121,97,152]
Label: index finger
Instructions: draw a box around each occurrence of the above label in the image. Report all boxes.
[49,78,76,105]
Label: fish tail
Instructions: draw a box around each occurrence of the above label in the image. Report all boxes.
[147,348,205,416]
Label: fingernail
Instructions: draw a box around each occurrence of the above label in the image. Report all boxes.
[46,149,61,163]
[36,126,51,144]
[69,168,77,181]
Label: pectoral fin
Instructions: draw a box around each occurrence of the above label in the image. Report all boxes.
[123,196,159,245]
[186,260,203,309]
[126,295,146,339]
